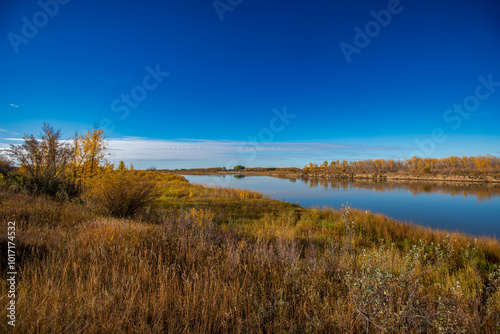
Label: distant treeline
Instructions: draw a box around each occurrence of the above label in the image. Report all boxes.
[304,155,500,175]
[164,167,300,174]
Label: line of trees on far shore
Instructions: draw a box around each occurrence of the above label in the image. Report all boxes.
[304,155,500,175]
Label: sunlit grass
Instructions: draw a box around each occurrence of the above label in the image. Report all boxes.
[1,174,499,333]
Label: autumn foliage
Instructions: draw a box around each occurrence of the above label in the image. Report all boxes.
[2,125,500,332]
[8,123,108,196]
[8,124,73,195]
[83,166,160,218]
[7,123,160,217]
[67,128,108,193]
[2,183,500,333]
[305,155,500,175]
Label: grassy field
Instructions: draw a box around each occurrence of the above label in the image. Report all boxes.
[1,172,500,333]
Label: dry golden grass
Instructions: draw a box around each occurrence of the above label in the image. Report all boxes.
[1,178,499,333]
[0,185,92,228]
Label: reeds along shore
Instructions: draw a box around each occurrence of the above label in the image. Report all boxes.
[1,171,500,333]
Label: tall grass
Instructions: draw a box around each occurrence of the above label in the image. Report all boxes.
[1,179,499,333]
[0,185,92,228]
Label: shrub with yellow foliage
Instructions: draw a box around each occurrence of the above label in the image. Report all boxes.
[8,123,108,197]
[83,169,160,218]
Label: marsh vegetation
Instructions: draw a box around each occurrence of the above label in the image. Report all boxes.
[1,125,499,333]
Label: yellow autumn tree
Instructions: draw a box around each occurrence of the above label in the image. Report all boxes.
[305,155,500,175]
[67,127,108,193]
[8,123,109,197]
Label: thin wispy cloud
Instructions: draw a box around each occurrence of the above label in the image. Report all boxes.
[0,138,24,154]
[2,138,24,141]
[107,137,405,165]
[9,103,19,108]
[0,142,11,155]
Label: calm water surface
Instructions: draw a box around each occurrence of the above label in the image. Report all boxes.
[183,175,500,238]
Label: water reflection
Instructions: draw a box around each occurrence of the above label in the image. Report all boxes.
[183,174,500,237]
[298,178,500,202]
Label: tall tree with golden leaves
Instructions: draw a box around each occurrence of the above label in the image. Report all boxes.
[68,127,108,193]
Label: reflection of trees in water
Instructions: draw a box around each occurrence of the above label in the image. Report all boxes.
[300,178,500,202]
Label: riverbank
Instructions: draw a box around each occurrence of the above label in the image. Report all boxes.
[301,172,500,183]
[168,168,500,183]
[1,175,499,333]
[183,173,500,237]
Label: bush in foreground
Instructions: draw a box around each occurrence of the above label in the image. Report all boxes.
[83,170,160,218]
[2,177,500,333]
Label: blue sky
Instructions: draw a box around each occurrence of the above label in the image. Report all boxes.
[1,0,499,168]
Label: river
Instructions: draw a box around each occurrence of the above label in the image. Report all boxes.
[183,174,500,238]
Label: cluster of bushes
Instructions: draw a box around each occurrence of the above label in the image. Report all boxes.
[2,123,160,218]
